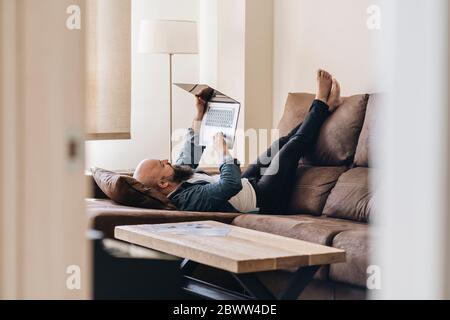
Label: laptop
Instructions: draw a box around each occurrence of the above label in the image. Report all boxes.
[174,84,241,147]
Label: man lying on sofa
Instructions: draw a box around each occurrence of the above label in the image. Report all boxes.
[134,70,342,214]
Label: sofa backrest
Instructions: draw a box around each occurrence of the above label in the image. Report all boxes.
[278,93,378,223]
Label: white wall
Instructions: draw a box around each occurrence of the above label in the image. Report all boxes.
[199,0,218,87]
[273,0,379,126]
[217,0,246,106]
[87,0,380,168]
[244,0,274,154]
[215,0,274,164]
[85,0,273,169]
[86,0,200,170]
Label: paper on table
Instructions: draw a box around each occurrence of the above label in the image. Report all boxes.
[148,223,231,237]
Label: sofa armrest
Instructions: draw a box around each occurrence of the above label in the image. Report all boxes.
[87,199,240,239]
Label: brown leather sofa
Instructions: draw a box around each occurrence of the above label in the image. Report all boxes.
[87,92,377,300]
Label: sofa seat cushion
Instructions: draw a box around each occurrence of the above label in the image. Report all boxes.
[232,214,366,245]
[330,229,371,288]
[87,199,240,238]
[232,214,366,281]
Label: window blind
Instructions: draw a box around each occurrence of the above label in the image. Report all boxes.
[86,0,131,140]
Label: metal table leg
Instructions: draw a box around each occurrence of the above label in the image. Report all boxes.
[232,273,275,300]
[180,260,320,301]
[278,265,320,300]
[180,259,199,274]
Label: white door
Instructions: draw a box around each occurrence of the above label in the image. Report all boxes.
[0,0,90,299]
[372,0,450,299]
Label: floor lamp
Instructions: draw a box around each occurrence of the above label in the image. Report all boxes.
[138,20,199,161]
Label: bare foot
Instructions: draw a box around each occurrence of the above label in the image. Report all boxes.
[315,69,333,104]
[327,79,343,112]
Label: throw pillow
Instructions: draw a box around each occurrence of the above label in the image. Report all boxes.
[91,167,176,210]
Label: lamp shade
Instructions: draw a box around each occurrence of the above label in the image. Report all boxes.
[138,20,198,54]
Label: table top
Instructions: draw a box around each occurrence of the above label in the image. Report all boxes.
[115,221,346,274]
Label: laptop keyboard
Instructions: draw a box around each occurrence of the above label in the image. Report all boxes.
[206,108,235,128]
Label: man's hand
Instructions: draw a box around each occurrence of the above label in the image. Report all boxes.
[194,87,213,121]
[194,96,207,121]
[192,87,213,133]
[213,133,229,158]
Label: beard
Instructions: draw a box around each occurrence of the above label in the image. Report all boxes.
[171,165,194,183]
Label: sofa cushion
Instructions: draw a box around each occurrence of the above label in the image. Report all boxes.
[232,214,366,246]
[288,166,348,216]
[87,199,240,238]
[323,167,374,223]
[330,229,370,288]
[277,93,315,137]
[354,94,382,167]
[92,167,176,211]
[232,214,366,280]
[305,94,369,166]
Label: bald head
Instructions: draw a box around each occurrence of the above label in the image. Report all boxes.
[134,159,174,189]
[133,159,194,196]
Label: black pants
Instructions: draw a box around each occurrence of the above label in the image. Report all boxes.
[242,100,330,214]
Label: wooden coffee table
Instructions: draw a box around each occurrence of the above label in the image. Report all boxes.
[115,221,346,300]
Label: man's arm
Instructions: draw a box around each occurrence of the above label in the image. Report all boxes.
[197,159,243,205]
[174,97,207,169]
[195,133,243,202]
